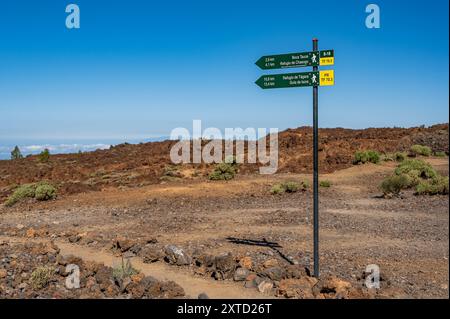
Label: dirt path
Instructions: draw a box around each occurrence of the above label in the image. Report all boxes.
[0,235,271,299]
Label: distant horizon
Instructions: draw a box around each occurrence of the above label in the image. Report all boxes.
[1,121,447,160]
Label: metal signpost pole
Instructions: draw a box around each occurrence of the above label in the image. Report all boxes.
[312,38,319,277]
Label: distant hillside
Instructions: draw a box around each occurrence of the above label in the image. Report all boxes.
[0,123,447,201]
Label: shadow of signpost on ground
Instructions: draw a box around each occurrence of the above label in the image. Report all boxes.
[225,237,295,266]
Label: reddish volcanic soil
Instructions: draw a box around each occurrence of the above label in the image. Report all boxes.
[0,124,448,299]
[0,124,447,201]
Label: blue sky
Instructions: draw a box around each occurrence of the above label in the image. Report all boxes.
[0,0,448,142]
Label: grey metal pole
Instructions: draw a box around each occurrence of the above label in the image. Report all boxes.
[312,38,319,277]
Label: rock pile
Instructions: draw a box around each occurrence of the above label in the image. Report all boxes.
[0,240,184,299]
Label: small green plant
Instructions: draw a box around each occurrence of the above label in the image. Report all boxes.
[416,176,449,195]
[4,184,37,207]
[380,174,411,196]
[270,183,285,195]
[434,151,447,158]
[320,180,332,187]
[113,257,139,281]
[38,149,50,163]
[353,150,380,164]
[160,165,183,181]
[380,158,448,197]
[394,159,437,180]
[381,153,394,162]
[208,161,238,181]
[163,165,182,178]
[35,183,57,201]
[4,182,57,207]
[394,152,407,162]
[10,146,23,160]
[284,181,300,193]
[30,266,53,289]
[410,144,432,157]
[270,180,308,194]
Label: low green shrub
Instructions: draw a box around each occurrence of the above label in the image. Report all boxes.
[30,266,53,289]
[381,154,394,162]
[380,174,411,195]
[113,258,139,281]
[162,165,182,178]
[35,183,57,201]
[208,161,238,181]
[4,184,37,207]
[380,158,448,197]
[416,176,449,195]
[270,184,285,195]
[270,180,308,195]
[353,150,380,164]
[394,159,437,180]
[434,151,447,158]
[394,152,407,162]
[284,181,300,193]
[4,182,57,207]
[320,180,332,187]
[410,144,432,157]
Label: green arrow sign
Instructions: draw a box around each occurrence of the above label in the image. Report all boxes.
[255,50,334,69]
[255,71,320,89]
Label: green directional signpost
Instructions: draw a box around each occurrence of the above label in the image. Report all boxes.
[255,71,319,89]
[255,39,334,278]
[255,49,334,70]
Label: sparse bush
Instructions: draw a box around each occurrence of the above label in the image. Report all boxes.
[416,176,449,195]
[380,174,411,195]
[410,144,432,157]
[38,149,50,163]
[35,183,57,201]
[163,165,182,178]
[381,153,394,162]
[270,180,308,194]
[302,180,310,189]
[353,150,380,164]
[434,151,447,158]
[30,266,53,289]
[320,180,332,187]
[113,257,139,281]
[284,181,300,193]
[394,159,437,180]
[4,182,57,206]
[208,162,238,181]
[380,158,448,197]
[4,183,37,207]
[10,146,23,160]
[394,152,407,162]
[270,184,285,195]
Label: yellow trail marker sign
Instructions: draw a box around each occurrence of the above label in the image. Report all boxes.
[319,50,334,66]
[319,70,334,86]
